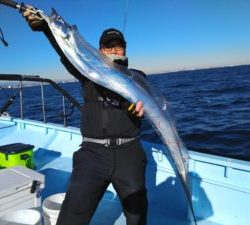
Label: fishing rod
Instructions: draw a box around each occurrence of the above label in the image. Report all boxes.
[0,0,43,20]
[122,0,130,35]
[0,0,32,12]
[0,0,40,46]
[0,27,8,46]
[0,91,17,116]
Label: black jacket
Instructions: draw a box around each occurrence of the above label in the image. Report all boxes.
[43,28,146,138]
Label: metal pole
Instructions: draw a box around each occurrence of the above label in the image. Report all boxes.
[19,81,23,119]
[62,96,67,126]
[40,82,46,123]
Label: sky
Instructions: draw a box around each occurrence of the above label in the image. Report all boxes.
[0,0,250,81]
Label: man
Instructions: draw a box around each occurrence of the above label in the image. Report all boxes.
[23,8,147,225]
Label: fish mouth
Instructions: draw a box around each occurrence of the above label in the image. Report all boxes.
[50,8,76,39]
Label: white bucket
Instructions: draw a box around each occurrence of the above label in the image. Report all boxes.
[42,193,65,225]
[0,209,42,225]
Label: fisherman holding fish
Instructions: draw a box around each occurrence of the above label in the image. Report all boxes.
[23,7,148,225]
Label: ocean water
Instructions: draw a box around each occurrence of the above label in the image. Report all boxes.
[1,65,250,161]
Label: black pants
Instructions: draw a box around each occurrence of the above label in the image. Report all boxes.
[56,140,147,225]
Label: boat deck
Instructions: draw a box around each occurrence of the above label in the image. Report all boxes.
[1,117,250,225]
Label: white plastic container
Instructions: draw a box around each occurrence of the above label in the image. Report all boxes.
[0,166,45,217]
[0,209,42,225]
[42,193,65,225]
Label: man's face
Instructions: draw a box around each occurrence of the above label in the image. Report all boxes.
[100,39,125,56]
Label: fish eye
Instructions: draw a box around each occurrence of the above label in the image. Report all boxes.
[63,33,70,40]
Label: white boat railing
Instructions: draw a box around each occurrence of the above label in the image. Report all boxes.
[0,74,81,126]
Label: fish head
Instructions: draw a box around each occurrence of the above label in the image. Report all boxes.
[48,8,77,41]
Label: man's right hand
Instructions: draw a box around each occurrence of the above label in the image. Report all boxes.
[22,6,46,32]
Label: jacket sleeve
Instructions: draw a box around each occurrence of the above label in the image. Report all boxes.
[129,68,147,80]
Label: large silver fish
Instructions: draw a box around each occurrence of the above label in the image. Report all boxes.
[0,0,197,218]
[38,9,197,224]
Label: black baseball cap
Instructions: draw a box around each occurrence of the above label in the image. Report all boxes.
[99,28,126,47]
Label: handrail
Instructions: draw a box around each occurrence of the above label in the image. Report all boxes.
[0,74,81,109]
[0,74,81,126]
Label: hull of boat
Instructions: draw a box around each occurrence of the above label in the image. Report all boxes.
[0,117,249,225]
